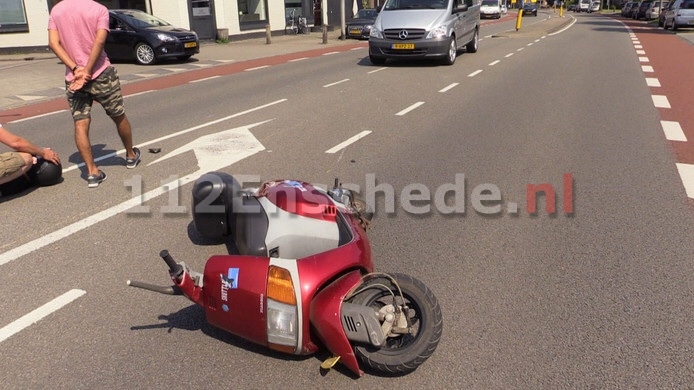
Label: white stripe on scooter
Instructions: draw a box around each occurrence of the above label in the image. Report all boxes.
[0,289,86,343]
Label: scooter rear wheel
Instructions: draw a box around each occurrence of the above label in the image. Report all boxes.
[348,273,443,375]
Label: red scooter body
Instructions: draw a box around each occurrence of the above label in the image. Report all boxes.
[129,174,441,377]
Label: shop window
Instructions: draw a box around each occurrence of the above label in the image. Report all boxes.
[0,0,29,33]
[238,0,269,29]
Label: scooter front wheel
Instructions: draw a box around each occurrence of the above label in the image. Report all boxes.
[348,273,443,375]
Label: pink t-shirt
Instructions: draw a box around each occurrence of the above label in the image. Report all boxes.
[48,0,111,81]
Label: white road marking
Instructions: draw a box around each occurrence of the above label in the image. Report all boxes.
[289,57,309,62]
[439,83,459,93]
[325,130,372,154]
[652,95,671,108]
[61,99,287,174]
[517,47,525,51]
[213,59,237,63]
[322,51,340,56]
[189,75,221,83]
[534,39,541,42]
[527,42,534,46]
[675,163,694,198]
[638,56,649,62]
[396,102,425,116]
[0,289,86,343]
[634,44,643,49]
[9,110,67,124]
[468,70,483,77]
[245,65,270,71]
[645,78,661,87]
[505,53,514,58]
[661,121,687,141]
[16,95,48,102]
[368,67,387,74]
[642,65,654,72]
[636,49,646,55]
[489,60,500,66]
[163,68,187,72]
[323,79,350,88]
[124,90,155,99]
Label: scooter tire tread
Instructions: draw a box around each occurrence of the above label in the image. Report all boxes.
[351,273,443,375]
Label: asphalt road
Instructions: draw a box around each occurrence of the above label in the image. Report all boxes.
[1,12,693,389]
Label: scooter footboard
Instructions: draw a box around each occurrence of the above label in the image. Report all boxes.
[309,270,364,376]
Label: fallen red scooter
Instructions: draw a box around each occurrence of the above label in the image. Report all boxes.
[128,172,443,376]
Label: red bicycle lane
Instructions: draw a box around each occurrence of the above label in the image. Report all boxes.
[620,19,694,165]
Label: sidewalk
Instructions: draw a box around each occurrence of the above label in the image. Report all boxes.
[0,29,362,113]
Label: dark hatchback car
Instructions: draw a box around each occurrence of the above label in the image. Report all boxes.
[345,8,379,39]
[522,2,539,15]
[105,9,199,65]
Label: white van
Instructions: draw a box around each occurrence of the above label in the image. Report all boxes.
[368,0,481,65]
[579,0,590,11]
[481,0,503,18]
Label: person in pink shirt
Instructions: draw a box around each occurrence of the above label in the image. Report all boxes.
[48,0,140,188]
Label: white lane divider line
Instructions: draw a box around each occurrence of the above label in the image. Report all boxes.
[661,121,687,142]
[468,70,483,77]
[368,67,387,74]
[636,49,646,55]
[505,53,514,58]
[9,110,67,124]
[396,102,425,116]
[439,83,459,93]
[289,57,308,62]
[244,65,270,71]
[323,79,350,88]
[645,78,661,87]
[0,289,86,343]
[489,60,500,66]
[325,130,372,154]
[125,90,155,99]
[675,163,694,198]
[638,56,650,63]
[652,95,671,108]
[189,76,221,83]
[322,51,340,56]
[642,65,654,72]
[634,44,643,49]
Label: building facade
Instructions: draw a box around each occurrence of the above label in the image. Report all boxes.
[0,0,360,51]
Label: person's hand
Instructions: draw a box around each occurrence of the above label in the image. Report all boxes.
[40,148,61,165]
[68,67,92,92]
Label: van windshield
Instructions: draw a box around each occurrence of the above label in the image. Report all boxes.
[382,0,449,10]
[481,0,498,5]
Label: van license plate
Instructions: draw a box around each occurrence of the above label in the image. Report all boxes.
[185,42,197,48]
[392,43,414,49]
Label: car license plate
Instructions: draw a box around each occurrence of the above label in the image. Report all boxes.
[392,43,414,50]
[349,28,362,34]
[184,42,197,48]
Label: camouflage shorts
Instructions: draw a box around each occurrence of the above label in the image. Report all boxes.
[0,152,24,179]
[66,66,126,121]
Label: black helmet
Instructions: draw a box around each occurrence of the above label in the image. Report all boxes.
[28,158,63,187]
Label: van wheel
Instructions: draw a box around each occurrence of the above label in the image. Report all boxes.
[442,36,457,65]
[466,28,479,53]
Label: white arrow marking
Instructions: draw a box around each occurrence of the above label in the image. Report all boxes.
[0,122,267,266]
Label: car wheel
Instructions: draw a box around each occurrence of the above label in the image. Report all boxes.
[369,55,386,65]
[134,42,156,65]
[466,28,479,53]
[442,35,457,65]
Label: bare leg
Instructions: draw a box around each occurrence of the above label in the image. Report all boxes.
[113,113,136,159]
[74,118,99,176]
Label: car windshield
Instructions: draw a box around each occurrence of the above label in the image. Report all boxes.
[481,0,498,5]
[382,0,449,10]
[113,10,172,29]
[355,9,379,18]
[683,0,694,9]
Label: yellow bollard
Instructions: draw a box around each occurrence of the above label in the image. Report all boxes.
[559,4,564,16]
[516,8,523,31]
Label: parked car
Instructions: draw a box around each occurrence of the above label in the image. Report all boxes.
[633,0,653,18]
[621,1,637,16]
[646,1,668,19]
[368,0,480,66]
[481,0,503,18]
[523,1,539,15]
[590,0,601,11]
[105,9,199,65]
[658,0,676,25]
[345,8,379,39]
[568,3,578,11]
[579,0,591,11]
[663,0,694,29]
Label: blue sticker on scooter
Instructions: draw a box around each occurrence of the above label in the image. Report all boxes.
[227,268,239,289]
[222,304,229,312]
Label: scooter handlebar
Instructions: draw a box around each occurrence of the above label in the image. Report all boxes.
[159,249,184,280]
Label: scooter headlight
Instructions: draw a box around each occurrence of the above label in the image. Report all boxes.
[426,26,448,39]
[267,266,297,353]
